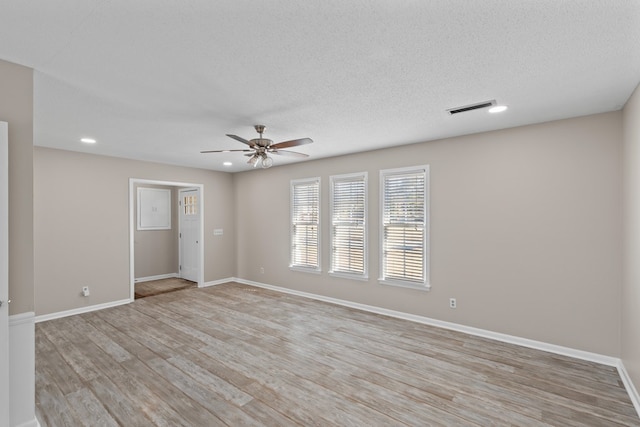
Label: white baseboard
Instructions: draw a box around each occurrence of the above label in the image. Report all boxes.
[9,312,35,327]
[134,273,178,283]
[35,299,131,323]
[618,360,640,416]
[201,277,236,288]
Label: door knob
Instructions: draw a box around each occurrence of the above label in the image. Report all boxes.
[0,299,10,308]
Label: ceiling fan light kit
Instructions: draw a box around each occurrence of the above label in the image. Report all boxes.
[247,152,274,168]
[261,155,273,168]
[201,124,313,169]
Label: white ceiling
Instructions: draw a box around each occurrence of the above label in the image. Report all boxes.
[1,1,639,172]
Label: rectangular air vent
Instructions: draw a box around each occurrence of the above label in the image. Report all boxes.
[447,99,496,115]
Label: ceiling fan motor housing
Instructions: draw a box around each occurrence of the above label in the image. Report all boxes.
[250,138,273,148]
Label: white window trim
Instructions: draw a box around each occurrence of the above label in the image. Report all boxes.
[290,177,322,273]
[329,172,368,281]
[379,165,430,290]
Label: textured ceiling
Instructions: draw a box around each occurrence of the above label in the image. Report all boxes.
[1,0,639,172]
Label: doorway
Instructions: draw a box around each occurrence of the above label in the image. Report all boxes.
[129,179,204,301]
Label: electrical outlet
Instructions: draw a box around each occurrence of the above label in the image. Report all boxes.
[260,267,265,274]
[82,286,90,297]
[449,298,456,309]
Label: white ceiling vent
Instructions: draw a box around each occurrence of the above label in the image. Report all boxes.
[447,100,497,115]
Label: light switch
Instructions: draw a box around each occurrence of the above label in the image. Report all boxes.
[213,228,223,236]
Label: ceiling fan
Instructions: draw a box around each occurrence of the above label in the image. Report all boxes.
[201,125,313,168]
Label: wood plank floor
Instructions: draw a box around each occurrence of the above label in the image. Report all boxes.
[134,278,196,299]
[36,282,639,426]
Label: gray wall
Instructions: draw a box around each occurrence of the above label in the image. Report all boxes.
[34,147,236,316]
[133,184,179,279]
[234,111,623,356]
[623,82,640,394]
[0,59,33,315]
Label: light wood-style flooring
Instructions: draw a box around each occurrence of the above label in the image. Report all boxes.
[134,278,196,299]
[36,282,639,426]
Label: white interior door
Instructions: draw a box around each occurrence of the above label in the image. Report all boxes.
[1,122,10,425]
[179,188,200,283]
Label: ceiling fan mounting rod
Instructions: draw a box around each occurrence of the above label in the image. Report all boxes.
[254,124,265,137]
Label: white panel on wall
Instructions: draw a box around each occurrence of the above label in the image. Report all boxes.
[137,187,171,230]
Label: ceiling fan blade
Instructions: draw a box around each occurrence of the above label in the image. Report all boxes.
[226,134,254,146]
[270,137,313,150]
[200,149,253,153]
[270,149,309,158]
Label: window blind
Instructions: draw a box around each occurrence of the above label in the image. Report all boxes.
[291,178,320,269]
[330,174,366,276]
[381,168,427,284]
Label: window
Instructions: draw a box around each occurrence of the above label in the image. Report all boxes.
[330,172,367,279]
[290,177,321,272]
[380,166,429,289]
[182,193,198,216]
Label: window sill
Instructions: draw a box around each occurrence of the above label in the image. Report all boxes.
[378,279,431,292]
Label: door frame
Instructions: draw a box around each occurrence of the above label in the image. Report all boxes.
[128,178,204,301]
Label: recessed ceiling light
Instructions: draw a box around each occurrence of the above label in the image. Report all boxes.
[223,161,232,166]
[80,137,97,144]
[488,105,508,113]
